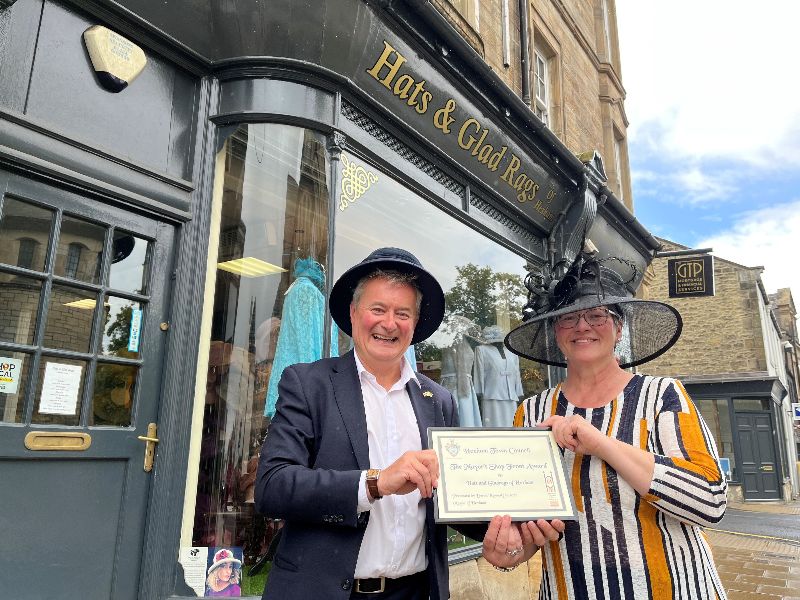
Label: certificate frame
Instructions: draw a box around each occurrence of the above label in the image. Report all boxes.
[429,427,577,523]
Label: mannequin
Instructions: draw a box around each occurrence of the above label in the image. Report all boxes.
[473,325,523,427]
[438,315,482,427]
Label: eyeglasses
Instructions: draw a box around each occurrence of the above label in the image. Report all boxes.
[554,308,620,329]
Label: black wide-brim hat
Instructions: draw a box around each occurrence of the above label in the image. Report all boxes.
[504,258,682,368]
[329,247,445,344]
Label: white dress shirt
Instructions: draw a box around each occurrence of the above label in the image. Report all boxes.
[353,351,427,579]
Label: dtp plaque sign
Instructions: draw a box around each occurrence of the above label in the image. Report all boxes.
[668,255,715,298]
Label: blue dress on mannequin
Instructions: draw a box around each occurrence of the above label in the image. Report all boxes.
[265,258,338,418]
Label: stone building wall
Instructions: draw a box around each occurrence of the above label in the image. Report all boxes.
[433,0,632,208]
[644,239,768,377]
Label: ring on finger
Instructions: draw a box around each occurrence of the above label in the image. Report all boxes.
[505,547,523,557]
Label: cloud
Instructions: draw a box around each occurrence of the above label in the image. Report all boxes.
[616,0,800,167]
[696,200,800,297]
[631,164,737,204]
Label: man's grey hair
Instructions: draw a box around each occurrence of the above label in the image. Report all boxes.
[351,269,423,315]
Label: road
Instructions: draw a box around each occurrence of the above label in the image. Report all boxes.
[714,508,800,545]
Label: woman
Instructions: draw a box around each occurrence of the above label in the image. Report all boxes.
[484,251,727,599]
[205,548,242,597]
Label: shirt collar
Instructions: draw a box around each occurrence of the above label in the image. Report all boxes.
[354,349,420,391]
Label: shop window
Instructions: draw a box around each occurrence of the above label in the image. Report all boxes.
[695,397,735,480]
[335,152,548,550]
[17,238,39,270]
[184,124,332,596]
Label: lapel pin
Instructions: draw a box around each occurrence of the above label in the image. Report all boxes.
[422,391,433,397]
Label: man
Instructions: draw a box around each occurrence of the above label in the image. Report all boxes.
[256,247,461,599]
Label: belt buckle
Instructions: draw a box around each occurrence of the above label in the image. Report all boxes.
[355,577,386,594]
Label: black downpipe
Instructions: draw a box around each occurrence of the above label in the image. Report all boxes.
[519,0,531,105]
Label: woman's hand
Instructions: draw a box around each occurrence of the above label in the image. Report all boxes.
[541,415,655,495]
[520,519,565,548]
[482,515,525,568]
[540,414,608,457]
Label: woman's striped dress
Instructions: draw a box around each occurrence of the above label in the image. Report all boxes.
[514,374,727,600]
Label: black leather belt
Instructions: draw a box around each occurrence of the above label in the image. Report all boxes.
[353,571,427,595]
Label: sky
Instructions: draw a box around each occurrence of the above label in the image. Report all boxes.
[615,1,800,299]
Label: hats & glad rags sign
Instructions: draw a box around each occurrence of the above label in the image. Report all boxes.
[668,255,715,298]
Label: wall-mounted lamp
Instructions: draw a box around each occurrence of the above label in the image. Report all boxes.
[783,340,794,351]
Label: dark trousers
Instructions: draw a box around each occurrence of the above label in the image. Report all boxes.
[350,571,430,600]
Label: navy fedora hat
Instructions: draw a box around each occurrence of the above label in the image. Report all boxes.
[329,247,445,344]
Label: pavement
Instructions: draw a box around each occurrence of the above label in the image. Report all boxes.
[707,499,800,600]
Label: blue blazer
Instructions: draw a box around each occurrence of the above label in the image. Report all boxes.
[255,350,458,600]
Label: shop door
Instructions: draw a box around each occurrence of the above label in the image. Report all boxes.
[0,171,175,599]
[736,410,781,500]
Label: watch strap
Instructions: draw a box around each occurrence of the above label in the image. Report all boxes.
[366,468,382,499]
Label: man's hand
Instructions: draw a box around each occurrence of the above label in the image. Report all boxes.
[377,450,440,498]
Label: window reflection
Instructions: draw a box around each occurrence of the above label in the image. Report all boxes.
[54,215,105,284]
[101,296,143,359]
[0,273,42,346]
[189,124,331,592]
[91,362,137,426]
[108,232,150,294]
[43,285,96,353]
[335,152,547,425]
[0,197,53,272]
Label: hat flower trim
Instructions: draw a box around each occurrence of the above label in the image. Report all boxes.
[522,250,638,321]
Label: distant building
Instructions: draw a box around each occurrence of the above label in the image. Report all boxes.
[644,239,799,502]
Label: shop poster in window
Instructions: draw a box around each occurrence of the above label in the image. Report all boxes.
[0,357,23,394]
[179,547,244,597]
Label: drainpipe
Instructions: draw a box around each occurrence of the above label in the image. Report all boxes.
[519,0,531,105]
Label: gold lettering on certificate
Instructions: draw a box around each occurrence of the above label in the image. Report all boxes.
[339,155,378,211]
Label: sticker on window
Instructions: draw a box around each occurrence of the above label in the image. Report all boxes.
[0,357,23,394]
[128,308,143,352]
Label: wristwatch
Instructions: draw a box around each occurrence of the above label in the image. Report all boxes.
[366,469,382,499]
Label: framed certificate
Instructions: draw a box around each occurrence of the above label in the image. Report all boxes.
[429,427,576,523]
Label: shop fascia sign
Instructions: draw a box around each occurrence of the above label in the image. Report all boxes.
[358,39,571,232]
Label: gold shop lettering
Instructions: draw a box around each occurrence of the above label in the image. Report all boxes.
[366,41,432,115]
[457,118,507,171]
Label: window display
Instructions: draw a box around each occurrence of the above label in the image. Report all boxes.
[186,124,330,595]
[184,134,549,593]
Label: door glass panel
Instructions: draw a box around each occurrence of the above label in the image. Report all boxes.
[109,232,151,294]
[0,197,53,272]
[91,363,137,426]
[31,357,88,426]
[0,351,32,423]
[0,273,42,345]
[43,285,96,353]
[735,398,769,411]
[54,215,105,283]
[101,296,143,359]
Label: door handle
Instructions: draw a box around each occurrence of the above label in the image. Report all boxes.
[137,423,159,472]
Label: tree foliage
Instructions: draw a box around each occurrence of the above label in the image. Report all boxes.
[444,263,526,328]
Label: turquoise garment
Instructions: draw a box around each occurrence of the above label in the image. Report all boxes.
[265,258,338,418]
